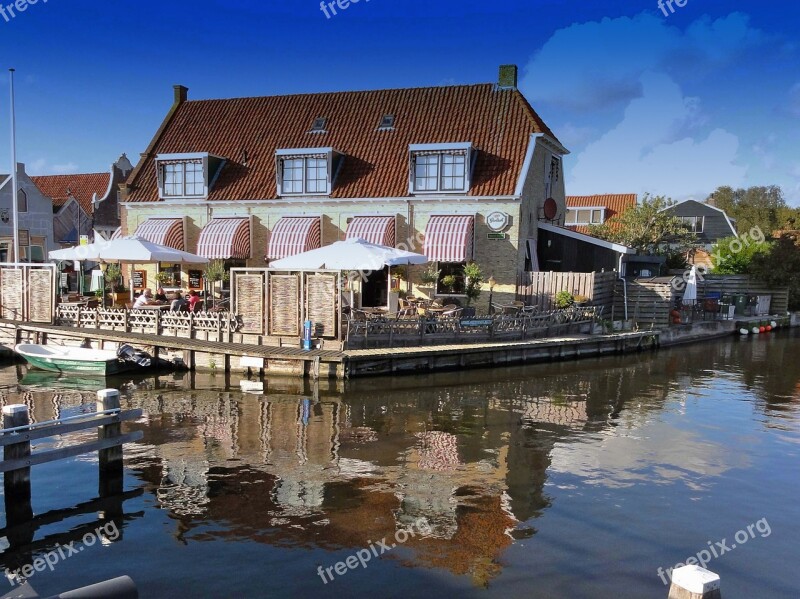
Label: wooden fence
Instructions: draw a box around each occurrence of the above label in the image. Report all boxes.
[346,306,602,349]
[0,263,57,323]
[516,271,617,313]
[231,269,342,339]
[56,306,241,341]
[699,275,789,315]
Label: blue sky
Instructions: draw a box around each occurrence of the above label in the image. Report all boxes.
[0,0,798,204]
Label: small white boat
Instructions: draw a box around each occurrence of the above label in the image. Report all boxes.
[15,344,150,376]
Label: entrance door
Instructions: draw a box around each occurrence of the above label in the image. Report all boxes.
[361,267,388,307]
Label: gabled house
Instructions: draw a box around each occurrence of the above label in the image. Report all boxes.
[565,194,637,234]
[660,199,737,247]
[0,163,56,262]
[119,66,570,308]
[32,154,133,246]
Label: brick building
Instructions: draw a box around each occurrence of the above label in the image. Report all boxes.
[119,66,569,309]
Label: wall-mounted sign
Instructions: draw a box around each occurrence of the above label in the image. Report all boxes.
[486,211,509,232]
[0,210,9,224]
[80,235,89,246]
[487,232,506,240]
[132,270,146,291]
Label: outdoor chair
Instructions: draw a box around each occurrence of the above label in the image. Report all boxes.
[442,307,463,318]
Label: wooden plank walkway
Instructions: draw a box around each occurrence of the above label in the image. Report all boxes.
[4,320,344,363]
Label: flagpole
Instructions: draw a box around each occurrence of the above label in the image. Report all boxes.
[9,68,19,265]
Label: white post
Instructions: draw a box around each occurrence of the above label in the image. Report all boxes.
[668,565,721,599]
[9,68,19,265]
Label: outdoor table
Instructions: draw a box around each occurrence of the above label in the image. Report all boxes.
[134,304,172,311]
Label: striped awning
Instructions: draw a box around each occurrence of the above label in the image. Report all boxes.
[134,218,184,250]
[110,227,123,240]
[266,217,321,260]
[345,216,396,247]
[423,215,474,262]
[197,218,251,259]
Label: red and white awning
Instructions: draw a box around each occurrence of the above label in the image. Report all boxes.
[266,217,321,260]
[110,227,123,240]
[423,215,474,262]
[134,218,184,250]
[197,218,251,260]
[345,216,396,247]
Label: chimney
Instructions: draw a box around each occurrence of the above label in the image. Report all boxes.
[173,85,188,106]
[498,65,518,90]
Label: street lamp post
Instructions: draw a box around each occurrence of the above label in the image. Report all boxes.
[488,275,496,314]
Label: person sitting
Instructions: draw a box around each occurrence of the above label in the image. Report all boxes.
[133,288,157,309]
[170,291,187,312]
[187,290,203,312]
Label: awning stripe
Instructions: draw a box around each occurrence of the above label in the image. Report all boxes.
[197,218,251,260]
[267,217,321,260]
[134,218,184,250]
[423,215,474,262]
[345,216,395,247]
[110,227,123,240]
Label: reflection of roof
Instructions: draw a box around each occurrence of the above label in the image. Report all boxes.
[32,172,110,214]
[127,83,561,202]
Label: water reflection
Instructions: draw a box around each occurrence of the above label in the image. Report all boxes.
[0,331,798,591]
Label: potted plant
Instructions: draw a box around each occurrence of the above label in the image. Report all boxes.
[554,290,574,309]
[573,294,590,306]
[440,274,458,293]
[462,262,484,317]
[154,270,173,288]
[418,264,440,288]
[203,259,230,309]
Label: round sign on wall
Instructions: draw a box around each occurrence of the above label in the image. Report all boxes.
[486,211,509,232]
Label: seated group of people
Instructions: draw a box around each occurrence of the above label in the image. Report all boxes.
[133,287,203,312]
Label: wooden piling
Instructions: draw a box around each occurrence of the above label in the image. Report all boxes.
[668,565,721,599]
[3,404,34,536]
[96,389,123,476]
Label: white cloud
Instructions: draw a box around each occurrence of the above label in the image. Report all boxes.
[24,159,79,176]
[520,12,765,112]
[567,72,746,200]
[556,122,597,148]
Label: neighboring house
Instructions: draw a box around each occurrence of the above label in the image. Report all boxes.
[565,194,637,234]
[32,154,133,246]
[119,66,570,307]
[0,163,57,262]
[661,199,737,247]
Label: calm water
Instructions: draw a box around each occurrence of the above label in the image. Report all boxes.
[1,331,799,598]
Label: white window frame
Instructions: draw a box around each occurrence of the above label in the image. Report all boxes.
[679,216,705,233]
[565,207,606,226]
[275,148,336,196]
[156,153,220,200]
[409,143,474,194]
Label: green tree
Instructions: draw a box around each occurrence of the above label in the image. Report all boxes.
[749,232,800,310]
[708,235,771,274]
[588,194,696,254]
[707,185,787,234]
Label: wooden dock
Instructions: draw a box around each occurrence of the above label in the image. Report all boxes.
[0,319,660,379]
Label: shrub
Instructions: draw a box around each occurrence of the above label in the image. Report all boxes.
[554,290,574,309]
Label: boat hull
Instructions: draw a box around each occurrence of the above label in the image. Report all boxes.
[14,345,136,376]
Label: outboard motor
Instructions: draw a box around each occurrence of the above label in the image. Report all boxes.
[117,344,153,368]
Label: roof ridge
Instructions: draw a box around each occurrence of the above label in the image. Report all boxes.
[184,82,496,104]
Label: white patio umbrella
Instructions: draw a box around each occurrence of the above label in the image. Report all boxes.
[683,266,698,304]
[270,238,428,311]
[270,237,427,270]
[49,236,208,303]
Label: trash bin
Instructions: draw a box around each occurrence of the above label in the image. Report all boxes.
[733,294,749,316]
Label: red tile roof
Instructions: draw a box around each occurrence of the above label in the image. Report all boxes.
[565,194,637,235]
[32,173,111,214]
[126,83,562,202]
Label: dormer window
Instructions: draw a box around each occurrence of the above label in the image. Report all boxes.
[156,152,225,200]
[276,148,341,196]
[409,143,474,194]
[378,114,395,130]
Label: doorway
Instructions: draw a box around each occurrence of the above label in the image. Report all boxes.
[361,267,388,307]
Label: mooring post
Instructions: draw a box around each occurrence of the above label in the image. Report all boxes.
[668,565,721,599]
[3,404,34,532]
[96,389,123,496]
